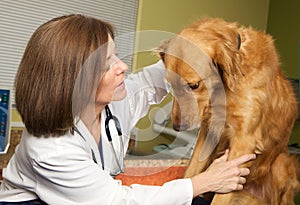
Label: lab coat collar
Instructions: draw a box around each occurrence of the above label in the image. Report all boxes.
[74,117,102,166]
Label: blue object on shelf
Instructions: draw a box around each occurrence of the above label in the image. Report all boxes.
[0,88,11,154]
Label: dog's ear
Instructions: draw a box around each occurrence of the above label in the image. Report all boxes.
[153,39,171,62]
[213,33,243,92]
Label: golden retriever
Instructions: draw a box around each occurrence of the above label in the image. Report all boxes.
[157,17,300,205]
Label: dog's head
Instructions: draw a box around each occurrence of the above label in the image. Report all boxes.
[157,18,243,131]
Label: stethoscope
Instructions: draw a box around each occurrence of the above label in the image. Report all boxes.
[74,105,124,176]
[104,105,124,175]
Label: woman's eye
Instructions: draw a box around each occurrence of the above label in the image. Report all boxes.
[188,82,200,90]
[108,54,119,67]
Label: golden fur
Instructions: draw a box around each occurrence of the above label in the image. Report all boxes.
[158,18,300,205]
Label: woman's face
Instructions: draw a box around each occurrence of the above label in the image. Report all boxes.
[95,35,128,105]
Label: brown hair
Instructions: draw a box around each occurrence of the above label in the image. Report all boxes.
[15,14,115,137]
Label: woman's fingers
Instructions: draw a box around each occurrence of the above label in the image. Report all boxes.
[215,149,229,162]
[235,177,246,190]
[239,167,250,176]
[236,184,244,191]
[230,153,256,167]
[197,151,256,194]
[239,176,246,185]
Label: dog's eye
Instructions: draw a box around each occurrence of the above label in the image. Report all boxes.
[188,82,200,90]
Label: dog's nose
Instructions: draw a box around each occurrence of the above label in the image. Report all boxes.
[173,123,189,131]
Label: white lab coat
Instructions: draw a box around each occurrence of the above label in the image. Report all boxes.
[0,61,193,204]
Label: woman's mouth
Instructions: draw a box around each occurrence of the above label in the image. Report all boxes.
[117,81,125,89]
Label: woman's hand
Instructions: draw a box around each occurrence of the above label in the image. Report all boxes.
[191,149,256,197]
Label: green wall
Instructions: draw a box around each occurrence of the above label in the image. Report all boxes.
[267,0,300,78]
[267,1,300,164]
[133,0,270,70]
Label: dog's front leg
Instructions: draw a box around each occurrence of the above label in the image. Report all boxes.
[184,127,212,178]
[211,193,232,204]
[210,133,257,205]
[212,192,264,205]
[184,134,208,178]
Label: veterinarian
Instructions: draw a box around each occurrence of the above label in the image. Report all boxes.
[0,14,256,205]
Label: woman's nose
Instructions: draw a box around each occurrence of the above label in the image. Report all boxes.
[114,59,128,74]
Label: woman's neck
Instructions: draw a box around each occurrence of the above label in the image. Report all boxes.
[81,104,105,145]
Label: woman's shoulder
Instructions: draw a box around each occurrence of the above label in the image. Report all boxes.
[18,129,87,162]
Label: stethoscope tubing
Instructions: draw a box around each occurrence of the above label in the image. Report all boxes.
[74,105,124,175]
